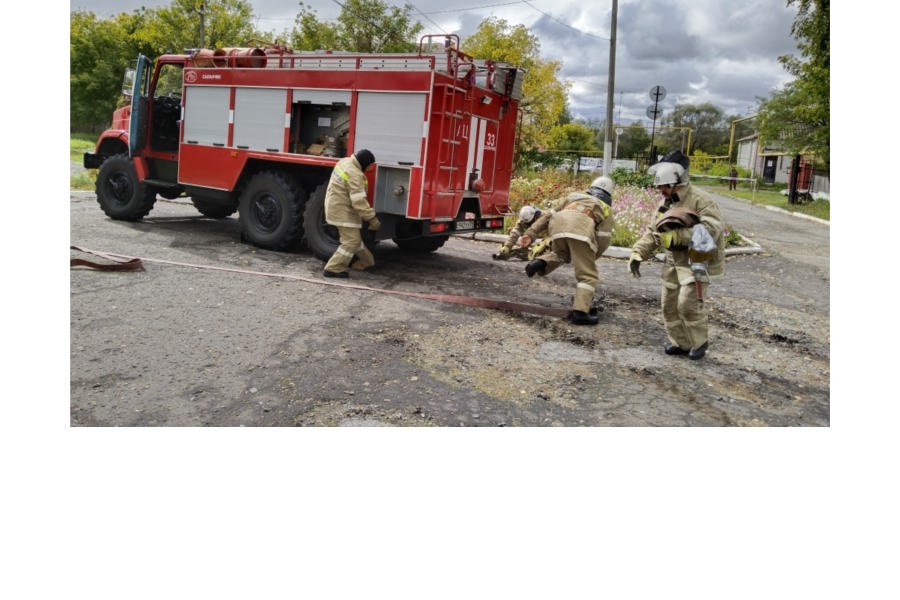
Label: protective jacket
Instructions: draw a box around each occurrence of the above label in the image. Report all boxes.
[630,183,725,282]
[524,191,614,255]
[325,155,376,228]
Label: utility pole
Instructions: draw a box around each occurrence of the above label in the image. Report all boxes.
[198,2,206,48]
[602,0,618,176]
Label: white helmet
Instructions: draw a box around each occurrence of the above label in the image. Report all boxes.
[587,176,615,205]
[653,162,686,187]
[518,205,537,222]
[590,176,615,196]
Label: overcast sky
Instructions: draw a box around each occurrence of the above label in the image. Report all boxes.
[70,0,801,127]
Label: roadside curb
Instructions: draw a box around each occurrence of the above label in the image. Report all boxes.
[762,204,829,226]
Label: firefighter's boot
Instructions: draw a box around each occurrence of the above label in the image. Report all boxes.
[525,259,547,278]
[569,310,599,325]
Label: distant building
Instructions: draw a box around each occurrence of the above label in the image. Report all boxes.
[736,133,829,196]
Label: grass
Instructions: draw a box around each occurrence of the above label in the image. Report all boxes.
[692,177,829,221]
[71,133,97,191]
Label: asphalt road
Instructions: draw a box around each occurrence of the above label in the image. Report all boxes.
[69,187,830,426]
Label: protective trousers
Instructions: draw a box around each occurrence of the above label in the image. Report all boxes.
[541,237,598,312]
[660,265,708,350]
[324,226,374,273]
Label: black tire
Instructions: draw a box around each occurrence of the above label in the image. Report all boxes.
[95,154,157,221]
[393,234,449,252]
[192,196,237,219]
[238,171,305,249]
[302,183,377,261]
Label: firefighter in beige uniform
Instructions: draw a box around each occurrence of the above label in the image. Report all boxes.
[323,149,381,278]
[492,205,542,260]
[517,176,616,325]
[629,161,725,360]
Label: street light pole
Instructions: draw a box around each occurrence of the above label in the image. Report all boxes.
[602,0,618,176]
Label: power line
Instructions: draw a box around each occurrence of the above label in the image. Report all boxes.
[521,0,608,41]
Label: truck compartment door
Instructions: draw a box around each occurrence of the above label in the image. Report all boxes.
[233,88,289,151]
[181,86,230,146]
[354,92,426,166]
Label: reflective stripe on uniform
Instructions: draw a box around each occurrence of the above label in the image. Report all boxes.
[328,220,363,228]
[550,232,593,246]
[577,281,596,292]
[335,246,355,258]
[350,190,367,203]
[334,166,350,181]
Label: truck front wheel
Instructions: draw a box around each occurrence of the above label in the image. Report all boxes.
[95,154,157,221]
[302,183,377,261]
[238,171,305,249]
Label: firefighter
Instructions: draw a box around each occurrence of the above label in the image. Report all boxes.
[628,159,725,359]
[517,176,616,325]
[492,205,543,260]
[322,149,381,278]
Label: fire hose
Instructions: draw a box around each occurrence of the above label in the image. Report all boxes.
[70,245,572,319]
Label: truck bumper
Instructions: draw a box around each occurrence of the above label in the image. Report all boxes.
[83,152,104,169]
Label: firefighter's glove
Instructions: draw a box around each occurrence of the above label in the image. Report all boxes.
[368,217,381,231]
[518,234,532,248]
[629,256,642,278]
[492,246,511,260]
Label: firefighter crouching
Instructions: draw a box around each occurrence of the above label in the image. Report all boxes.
[628,159,725,360]
[517,176,616,325]
[493,205,543,260]
[323,149,381,278]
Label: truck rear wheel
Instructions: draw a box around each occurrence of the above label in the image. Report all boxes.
[238,171,305,249]
[95,154,157,221]
[302,183,377,261]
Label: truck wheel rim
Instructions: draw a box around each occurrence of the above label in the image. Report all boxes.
[251,193,281,232]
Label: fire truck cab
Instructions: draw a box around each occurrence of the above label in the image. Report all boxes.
[83,35,523,258]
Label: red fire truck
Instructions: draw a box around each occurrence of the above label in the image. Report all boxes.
[83,35,523,258]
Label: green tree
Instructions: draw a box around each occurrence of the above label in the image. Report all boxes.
[70,10,154,132]
[757,0,829,167]
[614,122,652,161]
[338,0,421,52]
[461,17,570,155]
[70,1,263,132]
[546,122,597,154]
[660,102,728,156]
[137,0,262,54]
[289,0,421,52]
[290,2,339,50]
